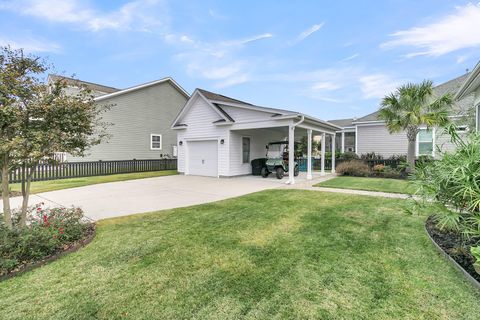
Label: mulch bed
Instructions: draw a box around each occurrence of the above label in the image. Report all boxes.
[0,223,96,281]
[425,216,480,284]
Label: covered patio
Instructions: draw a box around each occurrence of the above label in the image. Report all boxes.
[229,115,340,185]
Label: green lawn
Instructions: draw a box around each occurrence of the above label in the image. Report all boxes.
[315,176,416,195]
[9,170,177,194]
[1,190,478,319]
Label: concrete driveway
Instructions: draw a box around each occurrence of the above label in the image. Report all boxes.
[4,175,285,221]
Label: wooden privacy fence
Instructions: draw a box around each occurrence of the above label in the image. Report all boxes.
[6,159,177,183]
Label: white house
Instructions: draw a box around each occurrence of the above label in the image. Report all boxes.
[171,89,341,184]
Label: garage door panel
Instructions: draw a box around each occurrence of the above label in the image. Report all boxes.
[187,140,218,177]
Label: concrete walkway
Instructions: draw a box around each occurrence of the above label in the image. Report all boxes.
[280,174,412,199]
[306,186,412,199]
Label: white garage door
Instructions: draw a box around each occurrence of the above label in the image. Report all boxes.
[187,140,218,177]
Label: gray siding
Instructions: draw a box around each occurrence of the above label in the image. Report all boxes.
[357,124,468,158]
[67,81,188,162]
[356,125,408,157]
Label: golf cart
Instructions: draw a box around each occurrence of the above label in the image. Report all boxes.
[261,141,299,179]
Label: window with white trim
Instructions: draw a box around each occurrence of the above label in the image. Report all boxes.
[150,134,162,150]
[417,129,433,156]
[242,137,250,163]
[456,125,469,133]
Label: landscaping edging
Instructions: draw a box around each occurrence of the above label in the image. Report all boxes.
[425,223,480,290]
[0,224,96,282]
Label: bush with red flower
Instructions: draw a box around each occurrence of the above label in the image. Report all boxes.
[0,204,93,276]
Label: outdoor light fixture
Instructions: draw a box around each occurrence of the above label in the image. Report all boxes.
[220,139,225,144]
[179,141,183,146]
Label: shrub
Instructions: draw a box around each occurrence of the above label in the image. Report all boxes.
[0,204,92,276]
[412,125,480,273]
[472,246,480,274]
[388,154,407,162]
[360,152,383,160]
[381,165,403,179]
[335,160,370,177]
[373,164,385,172]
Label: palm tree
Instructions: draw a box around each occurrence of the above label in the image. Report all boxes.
[378,80,452,171]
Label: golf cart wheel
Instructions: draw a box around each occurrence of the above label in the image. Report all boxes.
[261,167,269,178]
[276,167,285,179]
[294,165,299,177]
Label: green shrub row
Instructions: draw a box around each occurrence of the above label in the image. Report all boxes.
[335,160,407,179]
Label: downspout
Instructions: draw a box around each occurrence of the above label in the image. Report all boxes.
[286,114,305,185]
[292,114,305,129]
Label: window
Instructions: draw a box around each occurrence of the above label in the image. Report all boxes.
[242,137,250,163]
[456,125,469,133]
[417,129,433,156]
[172,145,178,157]
[150,134,162,150]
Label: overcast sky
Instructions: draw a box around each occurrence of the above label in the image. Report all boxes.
[1,0,479,120]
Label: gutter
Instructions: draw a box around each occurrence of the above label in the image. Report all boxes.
[455,61,480,100]
[292,114,305,129]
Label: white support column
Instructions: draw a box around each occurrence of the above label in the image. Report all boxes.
[307,129,313,180]
[320,132,325,176]
[331,134,336,173]
[341,131,345,153]
[288,125,295,184]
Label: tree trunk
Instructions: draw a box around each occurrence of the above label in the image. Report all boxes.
[1,155,12,228]
[19,164,33,227]
[407,139,416,172]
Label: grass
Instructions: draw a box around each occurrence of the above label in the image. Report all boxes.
[315,176,416,195]
[1,190,478,319]
[9,170,177,194]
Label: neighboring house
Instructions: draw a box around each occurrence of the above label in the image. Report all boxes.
[455,61,480,131]
[329,73,474,158]
[48,74,120,97]
[48,75,190,161]
[171,89,340,182]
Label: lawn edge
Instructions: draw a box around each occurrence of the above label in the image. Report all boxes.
[424,222,480,291]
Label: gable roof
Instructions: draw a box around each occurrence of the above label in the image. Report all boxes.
[197,89,254,106]
[172,88,341,131]
[94,77,190,101]
[354,110,381,123]
[48,74,120,94]
[327,118,356,128]
[455,60,480,100]
[197,89,299,116]
[353,72,473,123]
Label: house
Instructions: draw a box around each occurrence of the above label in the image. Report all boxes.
[48,74,120,98]
[171,89,340,183]
[455,61,480,131]
[329,73,475,158]
[48,75,190,162]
